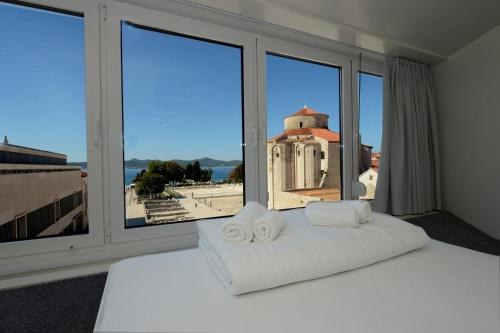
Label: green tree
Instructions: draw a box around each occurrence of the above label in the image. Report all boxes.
[228,164,244,183]
[164,161,184,184]
[185,160,202,181]
[135,172,164,197]
[147,160,165,175]
[133,169,146,183]
[192,161,202,181]
[185,163,194,180]
[200,168,213,182]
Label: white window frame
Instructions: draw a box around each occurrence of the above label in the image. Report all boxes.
[257,37,356,204]
[352,59,384,198]
[0,0,105,259]
[104,1,258,243]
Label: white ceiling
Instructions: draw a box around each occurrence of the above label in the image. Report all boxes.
[119,0,500,63]
[269,0,500,57]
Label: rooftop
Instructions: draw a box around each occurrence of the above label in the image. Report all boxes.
[271,128,340,143]
[0,137,67,165]
[288,106,328,118]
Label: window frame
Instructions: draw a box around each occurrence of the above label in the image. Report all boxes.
[104,1,258,244]
[257,37,356,205]
[353,63,384,198]
[0,0,104,258]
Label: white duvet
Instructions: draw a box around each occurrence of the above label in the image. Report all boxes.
[198,210,430,295]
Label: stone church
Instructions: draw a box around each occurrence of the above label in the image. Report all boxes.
[267,106,372,207]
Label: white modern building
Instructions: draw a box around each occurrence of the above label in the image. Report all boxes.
[0,138,87,242]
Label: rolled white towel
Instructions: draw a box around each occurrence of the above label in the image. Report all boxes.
[307,200,373,224]
[253,210,286,241]
[305,204,360,228]
[221,201,267,244]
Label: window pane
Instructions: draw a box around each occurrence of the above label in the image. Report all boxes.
[266,54,342,209]
[0,3,88,243]
[358,73,383,200]
[121,22,244,228]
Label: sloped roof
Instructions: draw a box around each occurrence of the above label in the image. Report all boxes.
[270,128,340,143]
[289,106,327,117]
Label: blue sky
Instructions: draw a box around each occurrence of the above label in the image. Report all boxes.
[359,73,383,152]
[0,3,383,163]
[121,22,243,161]
[267,54,341,137]
[0,3,86,162]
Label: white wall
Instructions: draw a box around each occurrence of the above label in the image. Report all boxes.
[433,25,500,240]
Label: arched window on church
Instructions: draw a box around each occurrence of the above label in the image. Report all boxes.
[320,151,325,159]
[297,150,300,156]
[299,122,303,128]
[313,150,316,156]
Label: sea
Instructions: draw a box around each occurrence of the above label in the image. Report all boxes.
[124,166,234,186]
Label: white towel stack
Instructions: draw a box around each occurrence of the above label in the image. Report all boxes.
[221,201,267,244]
[305,200,373,227]
[253,210,286,242]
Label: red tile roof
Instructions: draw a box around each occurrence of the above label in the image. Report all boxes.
[271,128,340,143]
[290,106,326,117]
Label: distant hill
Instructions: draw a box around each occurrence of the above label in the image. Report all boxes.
[125,158,152,169]
[173,157,241,168]
[68,158,241,170]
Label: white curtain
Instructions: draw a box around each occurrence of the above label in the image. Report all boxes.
[373,58,441,215]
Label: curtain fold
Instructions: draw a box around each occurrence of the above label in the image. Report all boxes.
[373,58,441,215]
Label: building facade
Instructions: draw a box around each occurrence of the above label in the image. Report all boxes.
[0,139,88,242]
[267,107,372,208]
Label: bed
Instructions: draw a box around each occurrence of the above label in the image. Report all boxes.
[94,211,500,333]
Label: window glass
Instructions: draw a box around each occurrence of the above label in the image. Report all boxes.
[121,22,244,228]
[358,73,383,199]
[266,54,342,209]
[0,2,88,243]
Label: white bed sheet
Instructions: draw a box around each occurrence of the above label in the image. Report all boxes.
[95,238,499,333]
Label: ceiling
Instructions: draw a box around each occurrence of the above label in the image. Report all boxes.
[119,0,500,63]
[269,0,500,57]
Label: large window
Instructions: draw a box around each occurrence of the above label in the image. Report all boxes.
[0,0,383,269]
[121,22,245,228]
[266,53,342,209]
[0,1,89,243]
[358,72,383,199]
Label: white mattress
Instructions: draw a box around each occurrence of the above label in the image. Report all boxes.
[95,238,500,333]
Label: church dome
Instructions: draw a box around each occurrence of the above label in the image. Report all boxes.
[284,106,329,131]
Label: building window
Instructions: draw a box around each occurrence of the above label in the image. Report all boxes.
[15,215,27,240]
[121,22,244,228]
[276,152,279,158]
[54,200,61,221]
[320,151,325,159]
[313,150,316,156]
[299,122,303,128]
[297,150,300,156]
[0,2,89,243]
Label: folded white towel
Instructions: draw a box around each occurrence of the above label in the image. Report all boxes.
[305,205,360,228]
[198,211,430,295]
[221,201,267,244]
[307,200,373,224]
[253,210,286,241]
